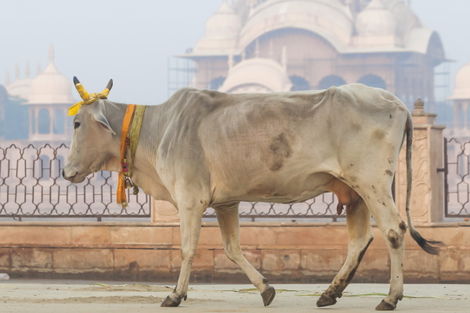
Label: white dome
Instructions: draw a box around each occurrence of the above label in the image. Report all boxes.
[7,78,32,100]
[356,0,396,37]
[240,0,353,52]
[205,2,241,39]
[383,0,421,40]
[219,58,292,93]
[452,62,470,100]
[28,49,73,105]
[193,2,241,54]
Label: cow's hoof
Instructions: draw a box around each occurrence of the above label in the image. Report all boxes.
[261,286,276,306]
[375,300,396,311]
[316,293,337,307]
[161,295,182,307]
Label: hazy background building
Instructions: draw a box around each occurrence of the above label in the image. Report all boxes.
[1,0,470,142]
[177,0,445,108]
[1,46,72,142]
[170,0,467,135]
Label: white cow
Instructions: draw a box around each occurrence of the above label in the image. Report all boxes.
[64,81,441,310]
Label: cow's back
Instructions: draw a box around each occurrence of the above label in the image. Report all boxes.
[159,85,408,204]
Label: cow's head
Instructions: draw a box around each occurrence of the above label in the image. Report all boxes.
[63,77,119,183]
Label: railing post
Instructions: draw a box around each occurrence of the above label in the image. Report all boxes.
[395,99,446,224]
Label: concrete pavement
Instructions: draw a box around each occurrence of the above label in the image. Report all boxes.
[0,280,469,312]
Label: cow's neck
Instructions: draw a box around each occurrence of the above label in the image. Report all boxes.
[101,101,175,204]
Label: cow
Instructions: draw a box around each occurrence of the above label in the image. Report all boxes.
[63,79,442,311]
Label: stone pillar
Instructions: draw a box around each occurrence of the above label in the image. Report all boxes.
[151,199,179,224]
[395,99,445,224]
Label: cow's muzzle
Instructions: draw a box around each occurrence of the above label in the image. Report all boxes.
[62,169,76,181]
[62,169,84,183]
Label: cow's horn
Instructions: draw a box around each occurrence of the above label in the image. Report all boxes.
[106,79,113,91]
[100,79,113,98]
[73,76,90,100]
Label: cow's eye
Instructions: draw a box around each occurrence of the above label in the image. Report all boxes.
[74,121,81,129]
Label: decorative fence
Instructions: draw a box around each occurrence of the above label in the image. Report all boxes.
[0,143,341,220]
[0,144,150,220]
[444,137,470,218]
[2,140,469,220]
[205,196,341,220]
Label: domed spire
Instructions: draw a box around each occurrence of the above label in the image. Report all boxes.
[7,63,32,100]
[25,61,31,78]
[368,0,385,9]
[4,71,11,85]
[27,46,73,105]
[193,1,241,54]
[219,0,239,13]
[42,45,61,75]
[205,1,241,39]
[48,44,55,65]
[356,0,396,37]
[15,64,20,80]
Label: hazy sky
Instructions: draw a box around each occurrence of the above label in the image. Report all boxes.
[0,0,469,105]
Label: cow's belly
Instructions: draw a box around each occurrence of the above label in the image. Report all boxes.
[212,170,336,204]
[204,125,340,204]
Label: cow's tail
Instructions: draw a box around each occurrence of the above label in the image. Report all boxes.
[404,113,443,255]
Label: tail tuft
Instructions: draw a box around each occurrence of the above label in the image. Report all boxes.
[409,228,443,255]
[404,113,445,255]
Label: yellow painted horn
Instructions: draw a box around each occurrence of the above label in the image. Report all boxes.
[100,79,113,98]
[68,77,114,116]
[73,76,90,101]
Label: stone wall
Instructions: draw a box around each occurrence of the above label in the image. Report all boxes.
[1,222,469,283]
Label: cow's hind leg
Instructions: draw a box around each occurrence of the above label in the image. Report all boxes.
[317,198,373,307]
[215,203,275,306]
[161,203,205,307]
[364,191,406,311]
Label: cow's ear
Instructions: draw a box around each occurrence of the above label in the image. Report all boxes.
[90,103,116,136]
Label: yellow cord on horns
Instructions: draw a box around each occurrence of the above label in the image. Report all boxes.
[68,77,113,116]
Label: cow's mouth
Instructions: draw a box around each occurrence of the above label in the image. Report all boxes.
[62,169,87,183]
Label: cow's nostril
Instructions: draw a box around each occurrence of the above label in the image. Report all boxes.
[62,169,78,180]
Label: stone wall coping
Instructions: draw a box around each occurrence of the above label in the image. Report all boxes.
[0,221,468,228]
[413,125,446,130]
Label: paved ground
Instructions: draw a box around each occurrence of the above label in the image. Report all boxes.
[0,280,469,312]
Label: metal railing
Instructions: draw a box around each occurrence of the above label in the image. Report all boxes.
[0,144,150,220]
[205,196,342,220]
[1,143,341,220]
[3,138,469,221]
[5,139,470,221]
[444,137,470,218]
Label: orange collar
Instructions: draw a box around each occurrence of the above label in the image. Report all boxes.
[116,105,137,207]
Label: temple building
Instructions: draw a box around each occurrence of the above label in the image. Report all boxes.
[176,0,446,109]
[1,46,73,143]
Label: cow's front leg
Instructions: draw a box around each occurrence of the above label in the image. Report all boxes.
[161,203,204,307]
